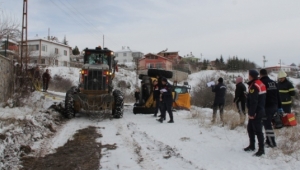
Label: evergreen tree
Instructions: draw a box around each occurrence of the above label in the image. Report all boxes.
[72,46,80,55]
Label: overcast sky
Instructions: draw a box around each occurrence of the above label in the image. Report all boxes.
[2,0,300,67]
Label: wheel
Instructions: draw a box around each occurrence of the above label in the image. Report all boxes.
[133,106,156,114]
[64,90,75,118]
[147,69,173,79]
[112,89,124,118]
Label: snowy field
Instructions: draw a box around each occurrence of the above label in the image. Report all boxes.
[0,67,300,169]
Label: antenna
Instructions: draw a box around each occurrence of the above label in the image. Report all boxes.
[263,56,268,68]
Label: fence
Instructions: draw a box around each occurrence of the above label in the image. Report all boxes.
[0,54,14,103]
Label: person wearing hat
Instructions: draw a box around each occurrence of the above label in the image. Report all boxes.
[259,69,282,148]
[233,76,247,125]
[157,77,174,123]
[211,77,227,123]
[277,70,295,113]
[244,70,266,157]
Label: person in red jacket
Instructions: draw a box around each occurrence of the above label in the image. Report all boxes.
[42,69,51,92]
[244,70,266,157]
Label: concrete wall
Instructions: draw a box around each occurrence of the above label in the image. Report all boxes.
[0,54,14,102]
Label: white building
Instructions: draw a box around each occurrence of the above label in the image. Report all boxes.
[114,46,143,64]
[21,36,72,67]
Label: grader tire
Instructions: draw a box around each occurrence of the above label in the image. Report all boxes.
[112,89,124,118]
[64,90,75,119]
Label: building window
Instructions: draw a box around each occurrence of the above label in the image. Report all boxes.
[64,61,67,66]
[123,53,127,56]
[55,48,59,54]
[34,60,37,64]
[156,63,163,68]
[55,60,58,65]
[123,59,127,63]
[115,53,118,57]
[64,50,67,56]
[29,45,39,51]
[147,63,154,68]
[42,45,47,52]
[41,59,45,64]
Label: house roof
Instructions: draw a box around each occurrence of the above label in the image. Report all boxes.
[158,51,179,54]
[139,53,172,62]
[18,37,71,48]
[1,39,18,45]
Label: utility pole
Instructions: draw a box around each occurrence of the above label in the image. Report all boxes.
[4,35,8,57]
[263,56,267,68]
[20,0,28,71]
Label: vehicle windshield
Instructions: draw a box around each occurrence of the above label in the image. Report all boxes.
[86,53,108,65]
[174,86,188,94]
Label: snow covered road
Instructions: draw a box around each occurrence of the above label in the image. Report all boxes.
[41,105,299,170]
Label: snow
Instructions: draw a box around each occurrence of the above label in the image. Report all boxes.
[1,67,300,169]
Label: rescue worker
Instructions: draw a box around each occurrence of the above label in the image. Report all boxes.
[134,88,140,103]
[157,77,174,123]
[277,70,295,113]
[211,77,226,123]
[244,70,266,157]
[42,69,51,92]
[33,66,41,90]
[233,76,247,125]
[259,69,282,148]
[141,81,150,103]
[152,79,161,117]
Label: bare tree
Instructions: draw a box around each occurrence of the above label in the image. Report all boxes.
[0,10,21,41]
[46,53,59,66]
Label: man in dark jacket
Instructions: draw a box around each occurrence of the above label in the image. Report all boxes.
[259,69,282,148]
[134,88,140,103]
[244,70,266,157]
[211,77,226,123]
[157,77,174,123]
[42,69,51,92]
[277,70,295,113]
[141,81,150,103]
[233,76,247,125]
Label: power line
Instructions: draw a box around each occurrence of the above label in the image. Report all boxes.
[62,0,119,47]
[48,0,104,43]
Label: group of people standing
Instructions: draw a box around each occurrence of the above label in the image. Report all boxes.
[33,66,51,92]
[134,76,174,123]
[211,69,295,157]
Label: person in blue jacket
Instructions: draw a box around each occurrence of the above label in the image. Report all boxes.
[157,77,174,123]
[211,77,226,123]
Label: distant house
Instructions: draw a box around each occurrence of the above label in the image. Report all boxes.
[138,53,173,70]
[0,39,18,57]
[157,50,182,64]
[264,64,299,73]
[114,46,143,64]
[18,36,72,67]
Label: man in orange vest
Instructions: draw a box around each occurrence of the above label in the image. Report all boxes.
[244,70,266,157]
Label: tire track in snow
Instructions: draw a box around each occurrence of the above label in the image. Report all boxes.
[125,121,204,170]
[113,120,160,169]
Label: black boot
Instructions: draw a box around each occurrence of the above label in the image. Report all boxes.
[254,149,265,157]
[244,145,255,152]
[168,120,174,123]
[157,118,163,123]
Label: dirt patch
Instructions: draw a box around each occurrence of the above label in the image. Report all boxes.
[21,126,117,170]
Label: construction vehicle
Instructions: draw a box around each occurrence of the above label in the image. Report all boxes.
[133,69,191,114]
[64,46,124,118]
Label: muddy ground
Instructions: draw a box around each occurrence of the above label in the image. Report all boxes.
[21,126,117,170]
